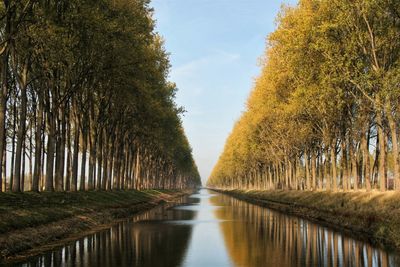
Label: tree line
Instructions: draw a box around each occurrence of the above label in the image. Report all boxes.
[208,0,400,192]
[0,0,201,192]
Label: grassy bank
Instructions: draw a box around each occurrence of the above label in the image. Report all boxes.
[0,189,191,262]
[214,189,400,251]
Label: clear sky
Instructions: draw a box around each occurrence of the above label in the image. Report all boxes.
[150,0,298,184]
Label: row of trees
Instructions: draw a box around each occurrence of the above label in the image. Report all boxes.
[0,0,201,192]
[208,0,400,191]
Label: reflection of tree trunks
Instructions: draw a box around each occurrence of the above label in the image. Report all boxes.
[333,234,338,267]
[327,232,332,266]
[305,225,310,265]
[343,238,349,266]
[367,246,372,267]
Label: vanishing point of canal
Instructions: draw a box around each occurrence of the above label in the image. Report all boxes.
[17,189,400,267]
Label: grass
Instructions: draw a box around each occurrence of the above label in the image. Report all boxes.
[0,189,179,233]
[216,189,400,251]
[0,189,189,261]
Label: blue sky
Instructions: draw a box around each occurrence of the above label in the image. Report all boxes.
[150,0,298,184]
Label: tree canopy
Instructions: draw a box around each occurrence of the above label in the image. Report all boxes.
[208,0,400,192]
[0,0,201,192]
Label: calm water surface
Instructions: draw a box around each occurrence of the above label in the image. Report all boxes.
[15,189,400,267]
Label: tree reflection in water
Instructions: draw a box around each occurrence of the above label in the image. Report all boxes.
[211,194,400,267]
[21,198,197,267]
[16,191,400,267]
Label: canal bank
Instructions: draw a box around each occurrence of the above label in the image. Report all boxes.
[0,189,192,263]
[9,189,400,266]
[8,189,400,267]
[211,188,400,252]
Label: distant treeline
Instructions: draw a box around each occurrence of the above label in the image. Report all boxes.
[208,0,400,191]
[0,0,201,192]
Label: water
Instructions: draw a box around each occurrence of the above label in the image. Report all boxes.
[14,189,400,267]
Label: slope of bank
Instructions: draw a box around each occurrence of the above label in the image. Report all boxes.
[0,189,192,263]
[212,189,400,251]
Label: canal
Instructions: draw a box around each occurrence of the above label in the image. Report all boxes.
[17,189,400,267]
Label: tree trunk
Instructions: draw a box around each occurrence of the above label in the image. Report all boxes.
[324,147,330,190]
[349,135,358,190]
[311,149,317,190]
[305,150,310,190]
[45,112,56,192]
[32,92,43,191]
[108,133,115,190]
[28,123,33,190]
[387,105,399,190]
[376,108,387,191]
[135,147,140,190]
[57,106,66,191]
[65,106,72,191]
[96,128,103,190]
[2,144,6,191]
[71,126,79,191]
[361,123,371,191]
[102,131,108,190]
[330,141,337,191]
[80,128,87,191]
[12,61,28,192]
[21,139,26,191]
[341,137,349,190]
[0,38,9,192]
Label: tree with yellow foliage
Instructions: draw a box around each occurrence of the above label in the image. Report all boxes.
[208,0,400,192]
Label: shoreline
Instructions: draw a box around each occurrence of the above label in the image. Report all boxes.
[210,188,400,253]
[0,189,194,264]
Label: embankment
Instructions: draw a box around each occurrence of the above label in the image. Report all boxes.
[212,189,400,251]
[0,189,191,263]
